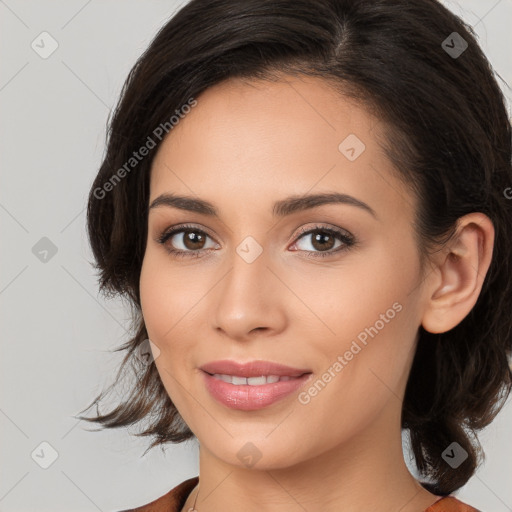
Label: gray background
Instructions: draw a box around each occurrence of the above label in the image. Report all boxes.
[0,1,511,511]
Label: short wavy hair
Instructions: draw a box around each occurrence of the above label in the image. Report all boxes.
[77,0,512,496]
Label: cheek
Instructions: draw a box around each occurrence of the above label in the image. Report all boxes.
[139,251,206,360]
[300,240,421,376]
[139,252,185,346]
[294,250,416,338]
[139,258,191,405]
[140,258,165,337]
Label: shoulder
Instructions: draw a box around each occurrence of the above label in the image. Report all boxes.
[116,476,199,512]
[424,495,483,512]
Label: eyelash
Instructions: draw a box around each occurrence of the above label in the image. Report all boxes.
[156,223,356,260]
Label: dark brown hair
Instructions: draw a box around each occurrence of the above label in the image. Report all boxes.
[77,0,512,496]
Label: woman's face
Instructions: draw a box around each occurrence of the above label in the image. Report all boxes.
[140,74,430,469]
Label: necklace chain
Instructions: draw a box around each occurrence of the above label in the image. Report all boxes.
[188,483,199,511]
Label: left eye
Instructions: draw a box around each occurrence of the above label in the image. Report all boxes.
[290,226,355,257]
[292,228,349,252]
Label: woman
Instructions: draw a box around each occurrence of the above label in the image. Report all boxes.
[78,0,512,511]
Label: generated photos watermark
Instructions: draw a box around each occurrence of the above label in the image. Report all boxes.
[93,97,198,200]
[298,301,403,405]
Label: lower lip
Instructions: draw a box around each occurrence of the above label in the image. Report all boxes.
[201,371,312,411]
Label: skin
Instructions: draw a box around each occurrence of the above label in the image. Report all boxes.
[139,74,494,512]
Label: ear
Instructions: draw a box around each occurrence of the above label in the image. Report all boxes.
[421,212,495,334]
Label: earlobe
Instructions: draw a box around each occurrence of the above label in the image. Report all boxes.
[421,213,494,334]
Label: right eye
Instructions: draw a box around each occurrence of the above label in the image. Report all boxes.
[157,224,219,258]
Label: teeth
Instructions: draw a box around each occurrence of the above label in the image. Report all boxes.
[211,374,295,385]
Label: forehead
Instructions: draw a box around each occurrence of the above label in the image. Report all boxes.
[158,74,377,162]
[149,74,415,225]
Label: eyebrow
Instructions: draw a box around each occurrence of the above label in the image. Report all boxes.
[148,192,377,219]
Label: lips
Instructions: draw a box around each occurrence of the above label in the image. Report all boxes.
[199,360,313,410]
[199,359,311,378]
[210,374,296,385]
[201,370,313,410]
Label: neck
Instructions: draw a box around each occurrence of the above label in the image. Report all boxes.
[181,403,440,512]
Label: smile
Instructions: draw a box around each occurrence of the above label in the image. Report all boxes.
[202,370,313,410]
[209,373,299,385]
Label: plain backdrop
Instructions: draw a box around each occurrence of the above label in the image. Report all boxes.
[1,1,511,511]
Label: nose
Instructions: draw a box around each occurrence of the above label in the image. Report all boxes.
[211,246,288,342]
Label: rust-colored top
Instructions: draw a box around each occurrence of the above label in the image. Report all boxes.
[425,495,482,512]
[118,476,482,511]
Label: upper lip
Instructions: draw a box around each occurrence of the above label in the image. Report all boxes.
[200,360,312,378]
